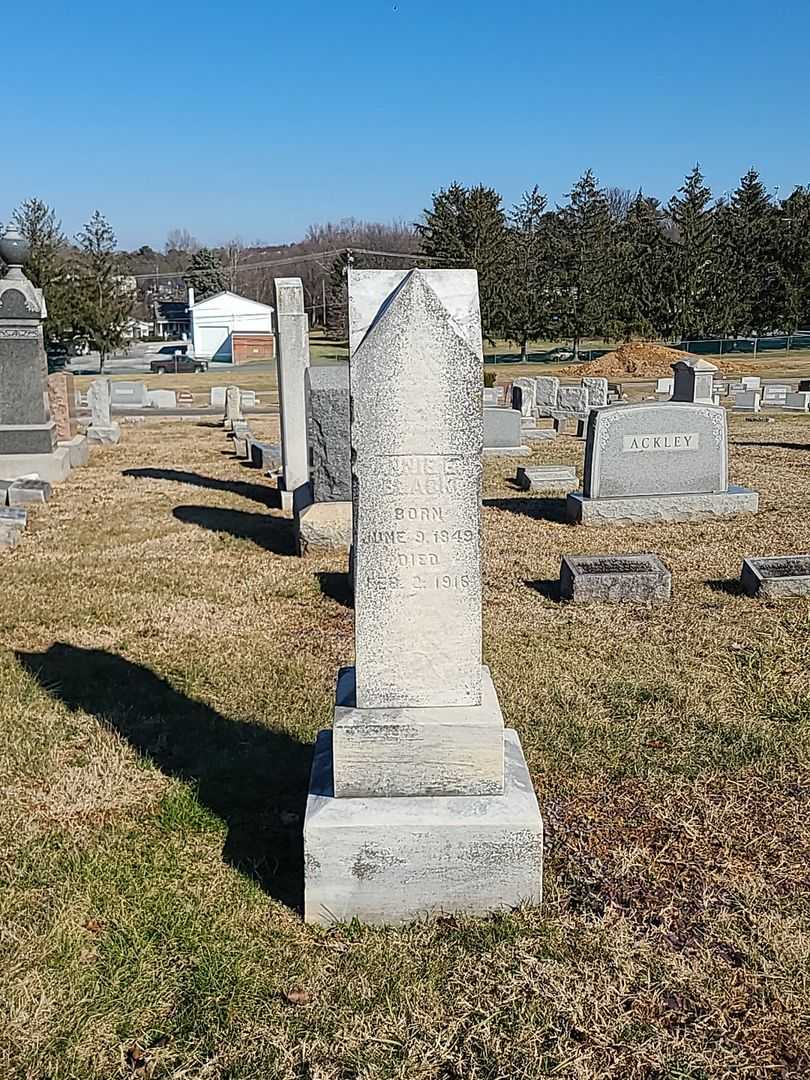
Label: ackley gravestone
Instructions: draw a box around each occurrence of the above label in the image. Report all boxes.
[303,269,543,925]
[567,402,758,525]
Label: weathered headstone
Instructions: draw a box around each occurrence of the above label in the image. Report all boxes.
[784,391,810,412]
[512,377,536,418]
[671,357,717,405]
[46,372,78,440]
[86,379,121,444]
[582,377,608,408]
[0,227,71,482]
[8,478,52,505]
[223,385,243,430]
[567,402,758,525]
[557,386,588,413]
[274,277,310,510]
[741,555,810,599]
[306,364,350,502]
[534,376,559,412]
[110,381,148,407]
[210,386,227,408]
[560,553,671,603]
[483,407,529,456]
[304,268,543,925]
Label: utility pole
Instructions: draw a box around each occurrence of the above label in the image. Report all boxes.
[322,278,327,328]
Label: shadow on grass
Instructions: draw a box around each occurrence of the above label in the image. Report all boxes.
[706,578,747,596]
[123,467,281,509]
[525,578,561,602]
[16,643,311,911]
[316,571,353,609]
[483,497,569,524]
[174,505,296,555]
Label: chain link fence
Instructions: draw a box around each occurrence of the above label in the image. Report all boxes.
[487,333,810,365]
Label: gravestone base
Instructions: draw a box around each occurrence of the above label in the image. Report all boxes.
[0,423,57,456]
[60,434,89,468]
[482,445,531,458]
[332,665,505,797]
[566,486,759,526]
[522,428,557,442]
[87,424,121,446]
[741,556,810,599]
[296,500,352,555]
[560,553,671,603]
[516,466,577,494]
[0,446,71,483]
[8,478,52,506]
[304,728,543,926]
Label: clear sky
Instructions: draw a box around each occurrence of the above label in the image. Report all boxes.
[3,0,809,250]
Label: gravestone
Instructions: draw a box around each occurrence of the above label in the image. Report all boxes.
[274,277,311,511]
[516,465,577,493]
[560,553,671,603]
[567,402,758,525]
[223,385,243,430]
[557,386,588,413]
[655,377,674,397]
[784,392,810,412]
[483,407,529,456]
[582,377,608,408]
[86,379,121,444]
[482,387,498,407]
[761,384,790,405]
[534,376,559,413]
[304,268,543,925]
[297,364,352,555]
[210,386,227,408]
[147,389,177,409]
[110,381,148,407]
[742,376,761,390]
[733,390,761,413]
[8,477,52,505]
[671,357,717,405]
[512,377,536,418]
[0,226,71,482]
[46,372,78,440]
[741,555,810,599]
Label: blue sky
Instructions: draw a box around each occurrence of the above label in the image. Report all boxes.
[3,0,809,250]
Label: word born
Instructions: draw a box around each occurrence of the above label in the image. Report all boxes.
[622,432,700,453]
[394,506,444,522]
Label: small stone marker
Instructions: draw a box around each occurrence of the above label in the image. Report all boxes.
[482,387,498,407]
[110,381,149,407]
[741,555,810,599]
[534,376,560,412]
[274,277,310,508]
[8,478,51,505]
[733,390,761,413]
[516,465,577,493]
[210,386,227,408]
[560,553,671,604]
[567,402,758,525]
[512,377,536,417]
[671,357,717,405]
[223,385,243,430]
[147,389,177,409]
[304,268,543,926]
[86,379,121,445]
[47,372,79,441]
[655,377,674,397]
[742,376,761,390]
[557,386,588,413]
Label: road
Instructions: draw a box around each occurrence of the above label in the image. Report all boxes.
[64,341,279,378]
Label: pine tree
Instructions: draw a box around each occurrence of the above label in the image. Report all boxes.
[417,182,507,338]
[12,198,75,346]
[668,165,716,339]
[777,186,810,334]
[612,193,673,340]
[74,211,132,371]
[184,247,227,300]
[554,170,615,355]
[498,186,555,358]
[721,169,780,333]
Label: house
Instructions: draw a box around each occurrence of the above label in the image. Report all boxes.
[188,288,275,364]
[153,300,190,340]
[125,317,151,340]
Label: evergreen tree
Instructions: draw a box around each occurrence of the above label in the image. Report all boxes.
[74,211,132,371]
[668,165,716,339]
[417,182,508,337]
[554,170,615,355]
[184,247,227,300]
[498,186,555,358]
[612,193,673,340]
[12,198,76,345]
[720,169,781,333]
[777,186,810,333]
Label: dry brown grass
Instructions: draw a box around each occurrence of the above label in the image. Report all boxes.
[0,409,809,1079]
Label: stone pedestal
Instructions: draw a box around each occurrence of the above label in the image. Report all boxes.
[0,446,71,482]
[304,729,543,926]
[86,379,121,446]
[567,485,759,525]
[275,278,310,505]
[296,500,352,555]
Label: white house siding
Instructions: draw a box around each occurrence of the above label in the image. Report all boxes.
[190,291,275,362]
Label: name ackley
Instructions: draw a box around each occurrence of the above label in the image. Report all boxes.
[622,432,699,453]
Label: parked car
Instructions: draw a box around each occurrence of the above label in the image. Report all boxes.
[150,352,207,374]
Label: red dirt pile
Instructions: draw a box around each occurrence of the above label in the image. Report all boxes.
[573,341,736,378]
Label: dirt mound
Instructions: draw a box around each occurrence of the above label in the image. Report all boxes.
[573,341,736,379]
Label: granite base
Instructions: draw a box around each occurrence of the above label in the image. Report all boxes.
[87,424,121,446]
[304,728,543,925]
[482,445,531,458]
[296,500,353,555]
[60,435,90,468]
[566,486,759,526]
[0,446,71,483]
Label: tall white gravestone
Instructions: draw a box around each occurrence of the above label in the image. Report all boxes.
[303,268,543,925]
[274,277,310,512]
[86,378,121,445]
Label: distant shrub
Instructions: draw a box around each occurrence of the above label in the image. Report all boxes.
[483,370,496,388]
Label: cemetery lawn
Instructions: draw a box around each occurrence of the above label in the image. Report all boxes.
[1,412,809,1079]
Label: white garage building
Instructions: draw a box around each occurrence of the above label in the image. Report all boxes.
[188,288,275,364]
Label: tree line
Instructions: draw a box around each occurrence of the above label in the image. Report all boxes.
[416,166,810,356]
